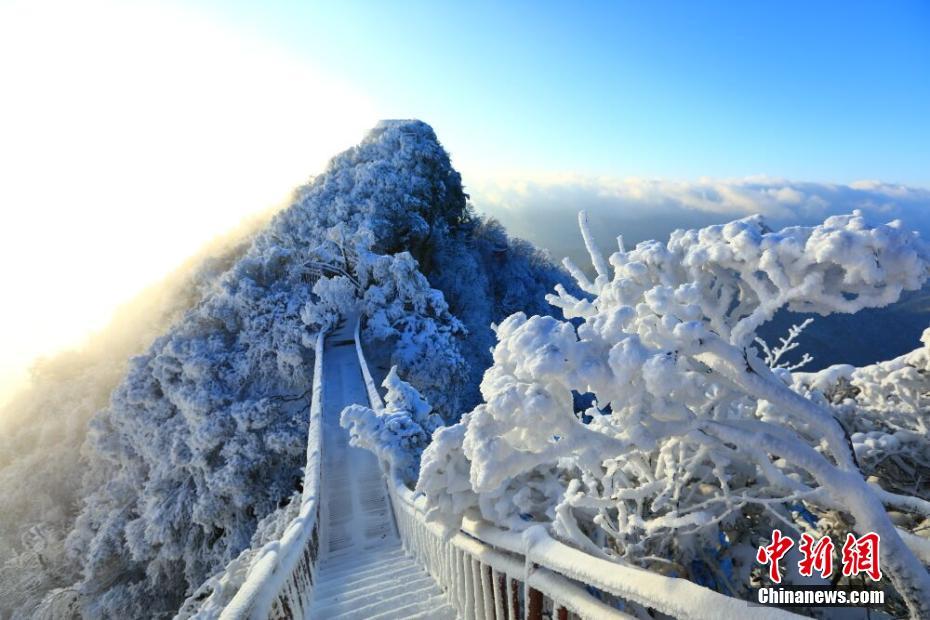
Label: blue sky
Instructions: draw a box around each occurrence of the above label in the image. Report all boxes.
[1,0,929,401]
[189,0,930,185]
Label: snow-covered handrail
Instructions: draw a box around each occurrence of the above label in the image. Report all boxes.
[352,324,800,620]
[460,515,801,620]
[388,475,633,619]
[219,329,326,620]
[390,475,631,619]
[354,317,384,410]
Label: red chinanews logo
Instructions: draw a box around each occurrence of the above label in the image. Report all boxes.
[756,530,882,584]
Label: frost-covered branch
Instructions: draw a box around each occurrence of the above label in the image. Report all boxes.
[341,368,443,484]
[418,211,930,616]
[755,318,814,371]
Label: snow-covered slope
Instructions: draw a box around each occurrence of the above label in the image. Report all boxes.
[0,120,571,618]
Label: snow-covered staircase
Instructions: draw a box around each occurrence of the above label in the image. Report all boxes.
[213,315,798,620]
[310,545,455,619]
[308,317,456,620]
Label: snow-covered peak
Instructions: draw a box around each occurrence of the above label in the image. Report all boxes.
[371,118,437,135]
[1,121,571,618]
[269,118,466,261]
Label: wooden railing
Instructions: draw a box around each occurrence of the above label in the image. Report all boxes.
[389,479,630,620]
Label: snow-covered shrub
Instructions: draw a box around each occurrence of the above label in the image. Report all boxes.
[356,249,469,419]
[418,211,930,616]
[300,275,360,332]
[341,367,444,484]
[0,222,256,620]
[64,250,318,618]
[794,327,930,503]
[426,217,575,412]
[299,227,472,419]
[174,491,302,620]
[416,421,477,532]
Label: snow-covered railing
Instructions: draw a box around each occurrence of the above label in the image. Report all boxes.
[219,330,327,620]
[354,317,385,410]
[352,324,801,620]
[460,515,804,620]
[390,478,632,619]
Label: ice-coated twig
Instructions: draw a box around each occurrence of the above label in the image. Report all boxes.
[755,318,814,371]
[578,210,610,281]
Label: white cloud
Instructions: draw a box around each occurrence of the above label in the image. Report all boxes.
[468,174,930,266]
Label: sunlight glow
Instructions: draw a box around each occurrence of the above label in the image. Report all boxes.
[0,0,377,403]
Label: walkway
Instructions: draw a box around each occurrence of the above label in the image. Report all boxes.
[308,318,456,620]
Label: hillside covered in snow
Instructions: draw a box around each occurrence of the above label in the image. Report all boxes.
[0,121,572,618]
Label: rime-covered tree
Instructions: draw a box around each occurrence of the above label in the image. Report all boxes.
[418,211,930,616]
[0,223,255,620]
[341,368,444,484]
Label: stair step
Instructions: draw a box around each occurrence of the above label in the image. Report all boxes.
[315,562,425,595]
[319,544,406,568]
[322,591,449,620]
[365,594,455,620]
[312,573,436,610]
[401,603,458,620]
[315,554,419,589]
[316,548,408,579]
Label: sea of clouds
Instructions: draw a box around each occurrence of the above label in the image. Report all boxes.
[470,175,930,369]
[470,175,930,268]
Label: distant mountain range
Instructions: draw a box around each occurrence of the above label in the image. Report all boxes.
[759,286,930,370]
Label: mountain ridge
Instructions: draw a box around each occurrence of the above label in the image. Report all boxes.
[0,120,572,618]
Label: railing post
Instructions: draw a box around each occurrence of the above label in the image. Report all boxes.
[492,568,505,620]
[481,564,495,620]
[464,550,475,618]
[468,556,481,619]
[526,586,543,620]
[509,577,520,620]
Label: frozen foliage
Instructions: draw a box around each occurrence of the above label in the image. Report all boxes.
[794,327,930,508]
[65,257,318,618]
[0,222,258,620]
[340,367,444,484]
[418,211,930,616]
[355,248,470,418]
[1,120,571,617]
[755,318,814,372]
[174,492,302,620]
[426,217,573,411]
[480,175,930,371]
